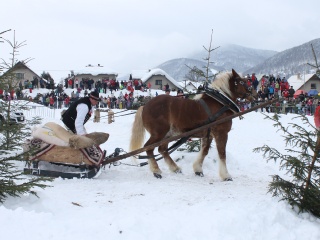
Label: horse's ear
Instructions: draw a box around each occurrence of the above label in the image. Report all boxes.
[232,69,240,78]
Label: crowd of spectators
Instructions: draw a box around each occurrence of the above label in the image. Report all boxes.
[0,77,153,110]
[64,77,148,94]
[238,74,319,115]
[1,74,319,115]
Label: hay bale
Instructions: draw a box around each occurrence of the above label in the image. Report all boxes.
[39,145,93,165]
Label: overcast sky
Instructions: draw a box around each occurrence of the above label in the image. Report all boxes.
[1,0,319,81]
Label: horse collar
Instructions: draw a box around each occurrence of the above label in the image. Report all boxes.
[204,88,240,113]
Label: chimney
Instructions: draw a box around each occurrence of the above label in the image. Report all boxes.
[297,73,301,79]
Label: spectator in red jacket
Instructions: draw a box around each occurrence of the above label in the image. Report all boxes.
[314,103,320,129]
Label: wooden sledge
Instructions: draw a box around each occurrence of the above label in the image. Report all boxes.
[23,122,109,178]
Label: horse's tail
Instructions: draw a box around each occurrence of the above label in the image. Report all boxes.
[129,106,145,153]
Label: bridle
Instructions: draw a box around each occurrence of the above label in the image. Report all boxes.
[234,77,253,99]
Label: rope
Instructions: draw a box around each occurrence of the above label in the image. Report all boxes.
[95,109,136,120]
[103,148,142,169]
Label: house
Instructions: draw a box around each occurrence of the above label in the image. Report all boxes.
[178,80,200,92]
[1,61,41,89]
[287,73,320,93]
[139,68,180,91]
[72,65,118,87]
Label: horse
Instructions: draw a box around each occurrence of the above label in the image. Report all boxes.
[129,69,257,180]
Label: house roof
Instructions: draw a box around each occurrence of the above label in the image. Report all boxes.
[73,66,117,76]
[131,70,150,79]
[179,80,203,90]
[141,68,180,88]
[2,61,41,78]
[287,73,319,91]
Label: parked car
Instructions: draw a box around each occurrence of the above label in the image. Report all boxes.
[0,100,25,124]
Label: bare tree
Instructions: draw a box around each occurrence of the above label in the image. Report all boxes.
[185,29,220,88]
[307,43,320,76]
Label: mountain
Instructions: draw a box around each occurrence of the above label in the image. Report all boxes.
[244,38,320,77]
[156,39,320,81]
[155,58,225,81]
[156,44,278,81]
[190,44,277,72]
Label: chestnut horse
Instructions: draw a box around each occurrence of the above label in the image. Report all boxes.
[129,69,256,180]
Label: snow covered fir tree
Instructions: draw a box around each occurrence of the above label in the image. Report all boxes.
[0,29,50,203]
[253,114,320,218]
[254,46,320,218]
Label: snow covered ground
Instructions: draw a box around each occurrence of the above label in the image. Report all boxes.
[1,88,320,240]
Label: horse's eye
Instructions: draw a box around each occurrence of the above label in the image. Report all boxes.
[248,87,252,91]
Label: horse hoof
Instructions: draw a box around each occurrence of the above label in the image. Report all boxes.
[153,173,162,179]
[195,172,204,177]
[224,177,233,181]
[174,169,182,174]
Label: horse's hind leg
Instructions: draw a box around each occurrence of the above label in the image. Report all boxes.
[158,143,181,174]
[193,137,212,177]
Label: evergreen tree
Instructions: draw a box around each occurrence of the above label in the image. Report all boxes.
[0,30,51,203]
[178,139,201,152]
[253,114,320,218]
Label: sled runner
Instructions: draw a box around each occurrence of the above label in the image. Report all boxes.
[24,161,102,179]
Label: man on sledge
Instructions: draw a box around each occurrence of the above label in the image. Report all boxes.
[23,91,110,179]
[62,91,100,135]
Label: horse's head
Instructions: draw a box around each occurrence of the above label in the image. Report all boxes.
[231,69,257,102]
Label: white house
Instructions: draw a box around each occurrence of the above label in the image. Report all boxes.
[287,73,320,92]
[139,68,181,91]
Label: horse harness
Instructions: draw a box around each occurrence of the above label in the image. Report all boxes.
[199,88,241,139]
[138,88,241,161]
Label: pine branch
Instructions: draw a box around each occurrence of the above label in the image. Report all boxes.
[0,30,51,204]
[254,113,320,218]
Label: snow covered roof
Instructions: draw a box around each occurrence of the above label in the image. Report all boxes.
[179,80,204,90]
[287,73,316,90]
[73,66,117,76]
[210,68,219,75]
[132,70,150,79]
[141,68,180,88]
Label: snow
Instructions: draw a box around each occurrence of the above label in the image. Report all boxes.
[1,88,320,240]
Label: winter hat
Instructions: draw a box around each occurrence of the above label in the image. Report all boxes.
[89,91,101,101]
[177,89,183,94]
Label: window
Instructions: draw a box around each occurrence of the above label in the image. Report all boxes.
[15,73,24,80]
[155,80,162,85]
[311,83,317,89]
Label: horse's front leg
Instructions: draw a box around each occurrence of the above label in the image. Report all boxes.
[145,136,163,178]
[193,137,212,177]
[215,132,232,181]
[146,148,162,178]
[158,143,182,174]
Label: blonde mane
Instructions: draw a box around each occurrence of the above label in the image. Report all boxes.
[210,72,233,98]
